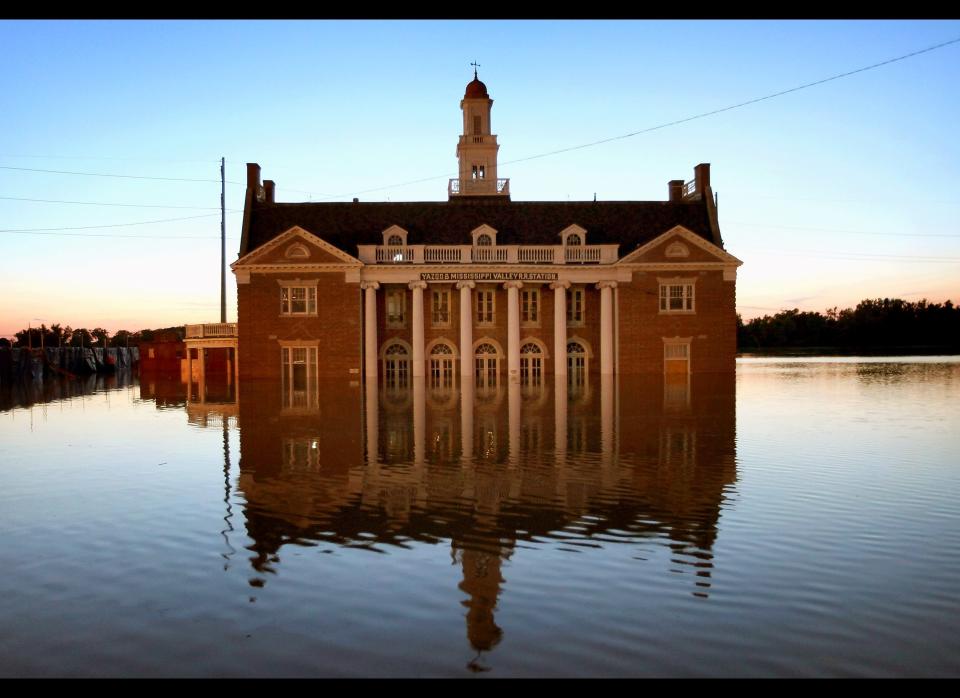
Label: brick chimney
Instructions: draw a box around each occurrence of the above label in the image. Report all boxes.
[668,180,684,202]
[246,163,261,188]
[694,163,711,193]
[263,180,275,203]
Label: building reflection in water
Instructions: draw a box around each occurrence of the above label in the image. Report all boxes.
[181,368,736,662]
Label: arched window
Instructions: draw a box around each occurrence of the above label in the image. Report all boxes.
[519,342,543,386]
[567,341,588,388]
[474,342,499,388]
[383,342,410,388]
[566,233,582,246]
[429,342,455,388]
[476,233,492,246]
[387,234,404,246]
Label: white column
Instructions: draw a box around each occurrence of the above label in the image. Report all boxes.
[601,373,615,467]
[409,280,427,378]
[362,281,380,382]
[508,382,521,467]
[413,374,425,466]
[504,281,523,382]
[550,280,570,377]
[457,281,475,378]
[460,377,474,463]
[554,374,567,462]
[597,281,617,375]
[365,378,378,468]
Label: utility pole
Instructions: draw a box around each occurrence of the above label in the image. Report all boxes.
[221,157,226,324]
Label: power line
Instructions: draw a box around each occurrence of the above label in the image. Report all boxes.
[729,221,960,238]
[0,212,222,233]
[499,36,960,167]
[0,230,239,239]
[755,249,960,263]
[296,35,960,201]
[0,165,244,185]
[0,154,221,164]
[0,195,242,211]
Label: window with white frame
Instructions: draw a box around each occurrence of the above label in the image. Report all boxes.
[567,341,588,387]
[280,285,317,316]
[519,342,543,386]
[432,289,451,326]
[476,288,495,325]
[429,342,455,387]
[387,234,403,246]
[659,281,695,313]
[386,288,406,328]
[281,345,318,409]
[521,288,539,325]
[567,287,585,326]
[474,342,499,388]
[663,339,692,376]
[384,342,410,387]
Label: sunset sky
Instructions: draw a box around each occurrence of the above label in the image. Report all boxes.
[1,19,958,337]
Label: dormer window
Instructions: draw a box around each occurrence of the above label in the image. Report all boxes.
[471,224,498,247]
[560,224,588,246]
[381,225,409,247]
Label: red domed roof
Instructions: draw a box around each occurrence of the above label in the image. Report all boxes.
[464,78,489,99]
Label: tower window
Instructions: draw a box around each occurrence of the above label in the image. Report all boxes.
[473,115,481,135]
[472,164,485,180]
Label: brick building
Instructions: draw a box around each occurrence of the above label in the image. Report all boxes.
[232,73,742,392]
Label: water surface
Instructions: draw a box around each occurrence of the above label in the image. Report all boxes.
[0,358,958,677]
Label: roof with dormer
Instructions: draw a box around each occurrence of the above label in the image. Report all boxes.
[238,197,720,261]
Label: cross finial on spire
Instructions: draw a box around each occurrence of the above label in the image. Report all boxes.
[471,61,480,79]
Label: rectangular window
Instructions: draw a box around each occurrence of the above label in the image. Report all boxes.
[281,345,319,409]
[567,287,585,326]
[659,283,695,313]
[476,289,495,325]
[280,286,317,316]
[432,289,450,326]
[473,115,481,135]
[386,289,406,328]
[521,288,539,325]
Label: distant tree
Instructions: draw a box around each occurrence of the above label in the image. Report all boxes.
[91,328,109,347]
[738,298,960,350]
[110,330,140,347]
[68,328,94,348]
[0,337,10,349]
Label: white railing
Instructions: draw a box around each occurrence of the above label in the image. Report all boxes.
[518,247,555,263]
[448,178,510,197]
[682,178,697,198]
[375,246,415,263]
[565,246,602,263]
[186,323,237,338]
[360,244,618,265]
[472,246,510,263]
[424,246,462,263]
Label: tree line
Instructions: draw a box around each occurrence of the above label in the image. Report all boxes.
[738,298,959,350]
[2,325,185,350]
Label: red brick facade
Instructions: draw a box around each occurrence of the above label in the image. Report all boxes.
[238,271,361,380]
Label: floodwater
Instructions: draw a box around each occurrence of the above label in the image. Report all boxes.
[0,357,958,677]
